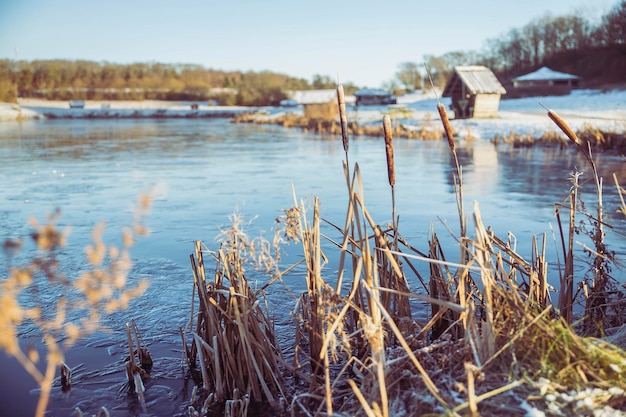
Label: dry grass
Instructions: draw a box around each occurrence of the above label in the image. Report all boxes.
[184,87,626,416]
[493,125,626,152]
[233,111,445,140]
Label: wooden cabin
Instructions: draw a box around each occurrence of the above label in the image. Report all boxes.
[442,66,506,119]
[511,67,580,97]
[354,88,396,106]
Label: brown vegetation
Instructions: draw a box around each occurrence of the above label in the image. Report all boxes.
[233,110,445,141]
[493,124,626,153]
[181,86,626,416]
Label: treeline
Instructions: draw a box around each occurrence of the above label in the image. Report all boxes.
[1,1,624,105]
[391,0,626,92]
[0,60,346,105]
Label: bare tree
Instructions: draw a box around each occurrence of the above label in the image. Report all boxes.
[597,0,626,45]
[395,62,422,91]
[423,55,451,89]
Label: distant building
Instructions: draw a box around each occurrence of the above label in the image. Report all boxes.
[290,89,337,105]
[279,99,298,107]
[69,100,85,109]
[354,88,396,106]
[442,66,506,119]
[511,66,580,96]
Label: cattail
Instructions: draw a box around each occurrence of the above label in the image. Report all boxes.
[382,115,395,188]
[437,103,455,153]
[541,103,580,144]
[337,84,349,153]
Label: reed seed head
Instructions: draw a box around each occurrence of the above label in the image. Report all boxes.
[337,84,349,153]
[437,103,455,153]
[544,106,580,145]
[383,115,395,188]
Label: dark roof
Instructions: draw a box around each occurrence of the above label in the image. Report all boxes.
[354,88,393,96]
[442,66,506,96]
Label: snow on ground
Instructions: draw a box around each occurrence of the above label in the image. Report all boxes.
[1,89,625,139]
[0,102,43,121]
[353,88,626,139]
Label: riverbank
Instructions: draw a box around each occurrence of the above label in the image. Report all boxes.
[1,99,252,120]
[2,88,625,142]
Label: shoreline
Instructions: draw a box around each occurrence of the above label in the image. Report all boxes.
[1,90,624,143]
[1,98,253,121]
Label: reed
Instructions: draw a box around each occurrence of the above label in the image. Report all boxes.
[182,218,286,415]
[543,105,613,335]
[336,83,350,159]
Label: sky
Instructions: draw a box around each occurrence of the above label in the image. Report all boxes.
[0,0,616,88]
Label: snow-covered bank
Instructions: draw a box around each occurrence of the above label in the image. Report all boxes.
[2,89,624,140]
[352,88,626,139]
[0,102,44,121]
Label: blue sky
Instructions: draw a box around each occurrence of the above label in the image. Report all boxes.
[0,0,615,87]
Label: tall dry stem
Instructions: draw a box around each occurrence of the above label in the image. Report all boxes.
[543,105,610,333]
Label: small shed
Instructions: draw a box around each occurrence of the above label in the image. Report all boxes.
[511,67,580,96]
[68,100,85,109]
[291,89,337,105]
[354,88,396,106]
[442,66,506,119]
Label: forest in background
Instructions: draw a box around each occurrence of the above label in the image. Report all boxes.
[0,0,624,106]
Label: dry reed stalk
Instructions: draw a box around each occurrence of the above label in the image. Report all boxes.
[362,284,452,412]
[360,232,388,417]
[382,115,395,195]
[60,361,71,392]
[186,231,286,411]
[469,202,496,362]
[449,380,524,415]
[347,189,412,327]
[289,192,341,413]
[337,84,349,158]
[465,362,479,417]
[554,173,577,324]
[435,96,471,331]
[528,234,549,308]
[125,322,147,412]
[543,106,610,333]
[428,232,456,340]
[614,173,626,218]
[347,379,380,417]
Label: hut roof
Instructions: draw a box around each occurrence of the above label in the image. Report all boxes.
[442,66,506,96]
[290,89,337,105]
[512,66,580,82]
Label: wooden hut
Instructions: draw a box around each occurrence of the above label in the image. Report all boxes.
[511,67,580,97]
[442,66,506,119]
[68,100,85,109]
[354,88,396,106]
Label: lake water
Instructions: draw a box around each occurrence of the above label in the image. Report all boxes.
[1,118,625,416]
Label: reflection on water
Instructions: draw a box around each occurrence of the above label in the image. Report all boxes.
[1,119,625,415]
